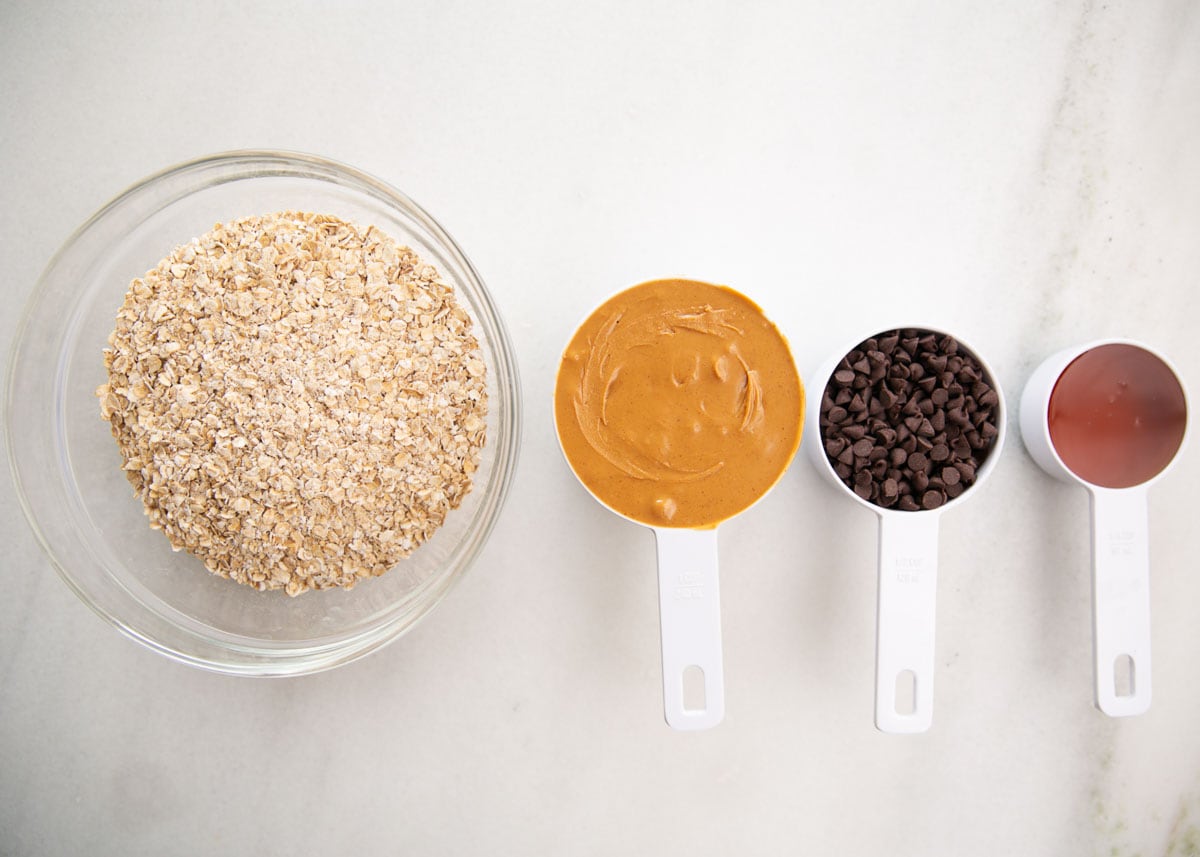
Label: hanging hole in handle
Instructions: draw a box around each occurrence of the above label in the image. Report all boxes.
[894,670,917,716]
[1113,654,1136,698]
[682,665,706,712]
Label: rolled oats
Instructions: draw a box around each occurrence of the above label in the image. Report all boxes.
[97,211,488,595]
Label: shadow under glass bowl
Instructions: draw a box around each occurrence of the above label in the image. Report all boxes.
[6,150,522,676]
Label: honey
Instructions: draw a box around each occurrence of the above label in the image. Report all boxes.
[1048,343,1186,488]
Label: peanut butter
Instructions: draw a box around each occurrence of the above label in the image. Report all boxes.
[555,279,804,528]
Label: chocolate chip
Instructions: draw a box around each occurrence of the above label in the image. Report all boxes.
[922,490,945,509]
[827,406,848,424]
[853,469,873,499]
[908,452,929,472]
[834,369,855,384]
[930,443,950,462]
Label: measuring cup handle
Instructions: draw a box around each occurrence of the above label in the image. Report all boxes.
[1090,487,1152,716]
[875,512,940,734]
[653,527,724,730]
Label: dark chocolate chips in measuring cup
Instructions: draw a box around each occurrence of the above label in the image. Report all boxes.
[819,329,1000,511]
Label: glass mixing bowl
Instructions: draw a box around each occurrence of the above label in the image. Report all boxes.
[6,151,521,675]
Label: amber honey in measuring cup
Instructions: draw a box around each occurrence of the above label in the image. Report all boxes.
[1020,340,1188,716]
[554,278,804,730]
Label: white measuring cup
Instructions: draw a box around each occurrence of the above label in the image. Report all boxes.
[1019,338,1188,717]
[807,327,1006,734]
[554,281,803,731]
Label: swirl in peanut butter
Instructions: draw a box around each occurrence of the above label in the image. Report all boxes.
[555,279,804,528]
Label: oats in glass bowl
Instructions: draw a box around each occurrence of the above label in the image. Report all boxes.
[97,211,488,595]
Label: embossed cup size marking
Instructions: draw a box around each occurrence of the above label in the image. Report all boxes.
[894,556,922,583]
[674,572,705,600]
[1107,530,1135,558]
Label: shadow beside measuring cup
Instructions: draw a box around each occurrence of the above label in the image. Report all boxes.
[1019,339,1188,717]
[807,326,1006,734]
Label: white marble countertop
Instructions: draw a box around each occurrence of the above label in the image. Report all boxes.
[2,2,1198,854]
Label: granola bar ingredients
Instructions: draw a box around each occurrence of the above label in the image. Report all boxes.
[555,279,804,528]
[97,211,487,595]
